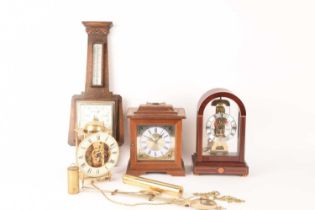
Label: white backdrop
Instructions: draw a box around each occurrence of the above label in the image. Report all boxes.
[0,0,315,209]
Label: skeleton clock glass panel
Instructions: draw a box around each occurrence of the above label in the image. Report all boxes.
[202,97,240,157]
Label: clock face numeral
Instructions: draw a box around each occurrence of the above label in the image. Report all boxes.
[202,97,242,157]
[76,132,119,178]
[137,126,175,160]
[206,113,237,141]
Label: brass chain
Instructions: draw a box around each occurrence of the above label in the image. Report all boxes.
[90,182,180,207]
[88,182,244,210]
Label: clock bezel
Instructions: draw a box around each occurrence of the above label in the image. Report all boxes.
[130,119,182,168]
[136,124,176,161]
[76,132,119,178]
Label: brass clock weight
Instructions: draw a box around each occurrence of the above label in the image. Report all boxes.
[67,21,246,210]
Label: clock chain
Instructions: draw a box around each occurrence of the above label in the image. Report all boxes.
[87,182,244,210]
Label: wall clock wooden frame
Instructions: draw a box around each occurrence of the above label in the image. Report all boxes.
[68,21,123,146]
[192,88,248,176]
[126,103,186,176]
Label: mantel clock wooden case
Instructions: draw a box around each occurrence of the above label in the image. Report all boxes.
[68,21,123,146]
[192,89,248,176]
[127,103,186,176]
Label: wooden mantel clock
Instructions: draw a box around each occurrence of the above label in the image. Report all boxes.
[126,103,186,176]
[68,21,124,146]
[192,89,248,176]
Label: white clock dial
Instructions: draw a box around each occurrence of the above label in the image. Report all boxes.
[77,101,114,135]
[76,132,119,177]
[92,43,103,86]
[139,126,172,158]
[206,113,237,141]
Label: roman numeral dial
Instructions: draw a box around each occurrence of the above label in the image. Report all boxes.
[137,126,175,160]
[76,132,119,178]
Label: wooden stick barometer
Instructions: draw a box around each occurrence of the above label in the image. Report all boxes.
[68,21,124,146]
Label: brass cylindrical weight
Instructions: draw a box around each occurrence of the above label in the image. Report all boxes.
[68,165,80,194]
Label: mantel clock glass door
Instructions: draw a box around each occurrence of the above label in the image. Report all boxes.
[127,103,186,176]
[192,89,248,176]
[68,21,124,146]
[137,125,175,161]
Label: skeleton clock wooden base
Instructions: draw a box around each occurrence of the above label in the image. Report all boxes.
[192,154,248,176]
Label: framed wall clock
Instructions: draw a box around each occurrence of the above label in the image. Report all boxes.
[192,88,248,176]
[68,21,123,146]
[126,103,186,176]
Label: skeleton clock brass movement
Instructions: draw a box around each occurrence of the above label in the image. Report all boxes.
[68,21,124,146]
[76,118,119,182]
[192,89,249,176]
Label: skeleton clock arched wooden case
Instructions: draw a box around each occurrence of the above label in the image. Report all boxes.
[192,89,248,176]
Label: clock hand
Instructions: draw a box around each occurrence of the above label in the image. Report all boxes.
[144,135,156,143]
[154,133,165,143]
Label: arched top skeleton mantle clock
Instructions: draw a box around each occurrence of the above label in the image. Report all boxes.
[192,88,249,176]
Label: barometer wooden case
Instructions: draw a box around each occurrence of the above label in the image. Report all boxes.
[192,89,248,176]
[68,21,123,146]
[127,103,186,176]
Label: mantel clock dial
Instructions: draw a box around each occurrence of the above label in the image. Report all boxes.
[192,89,249,176]
[137,125,175,160]
[68,21,124,146]
[127,103,186,176]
